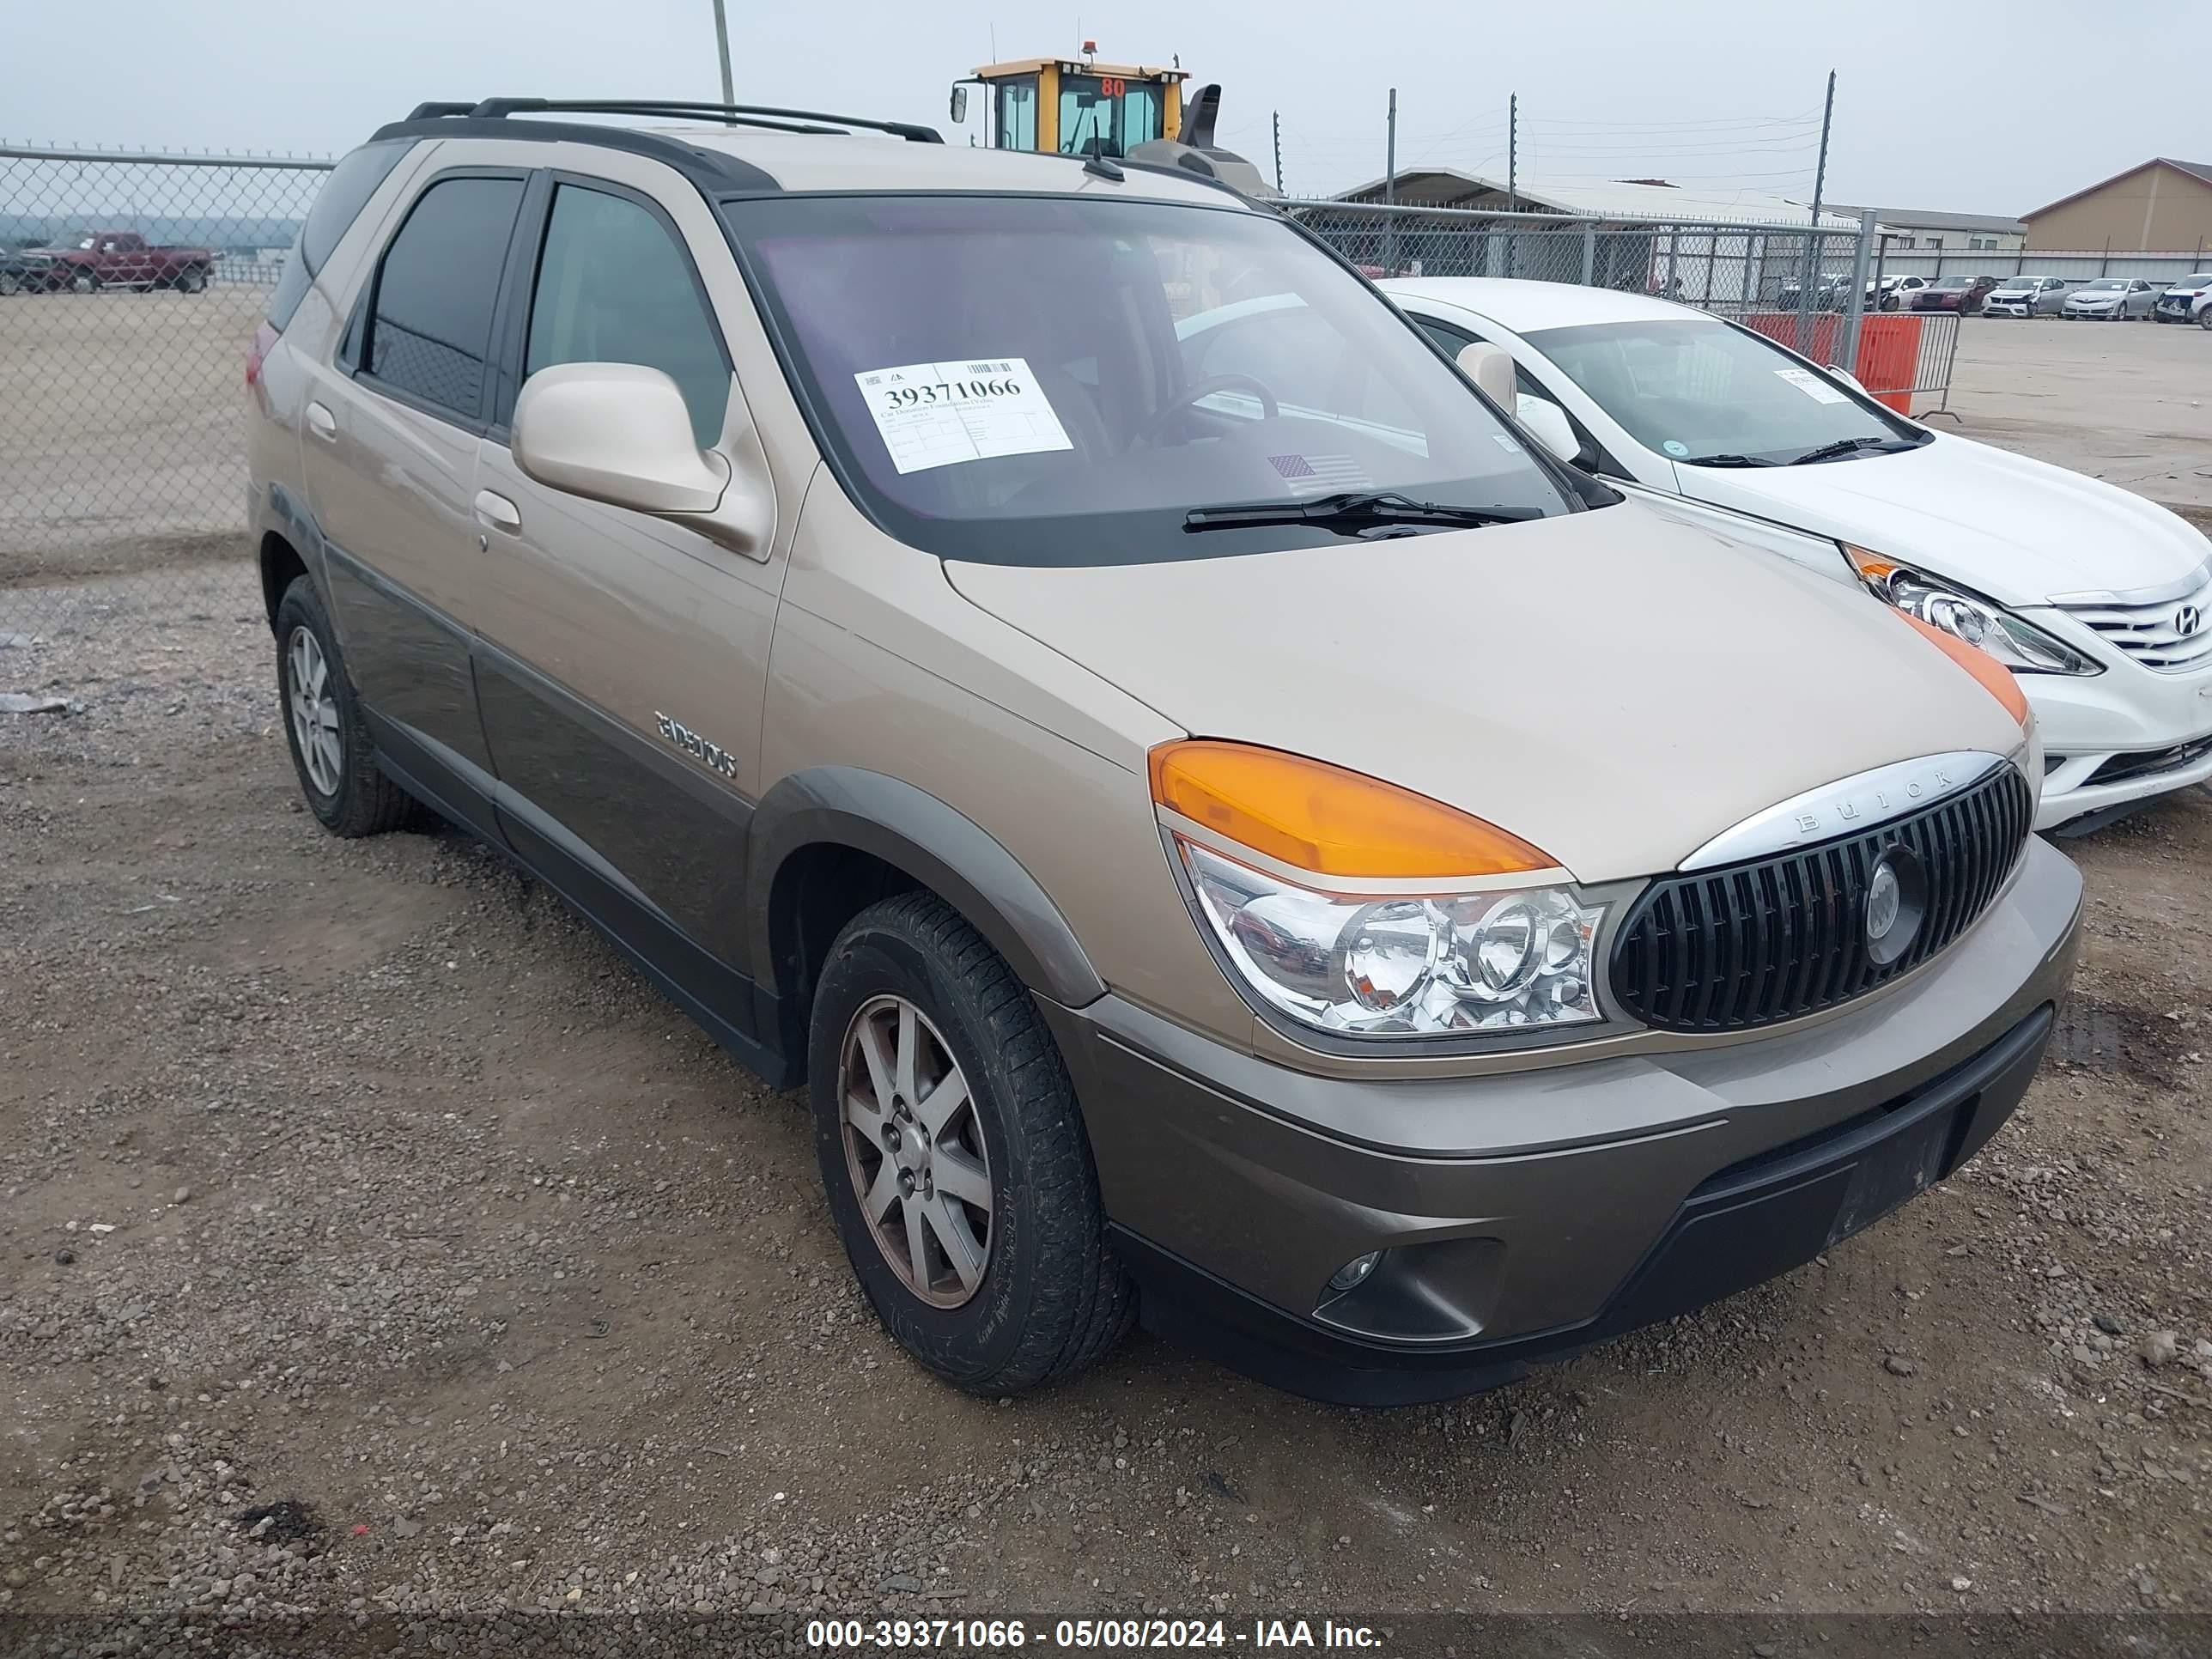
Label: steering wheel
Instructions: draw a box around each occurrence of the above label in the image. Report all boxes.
[1141,373,1280,441]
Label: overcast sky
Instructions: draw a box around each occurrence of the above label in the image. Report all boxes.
[5,0,2204,218]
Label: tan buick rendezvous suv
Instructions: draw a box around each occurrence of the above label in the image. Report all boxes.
[246,98,2081,1405]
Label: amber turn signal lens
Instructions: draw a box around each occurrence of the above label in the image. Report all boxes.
[1896,611,2031,727]
[1148,741,1556,879]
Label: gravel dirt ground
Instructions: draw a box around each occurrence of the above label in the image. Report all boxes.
[3,570,2212,1650]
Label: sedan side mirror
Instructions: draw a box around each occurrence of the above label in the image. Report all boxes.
[1514,394,1582,465]
[514,363,728,514]
[1826,366,1866,393]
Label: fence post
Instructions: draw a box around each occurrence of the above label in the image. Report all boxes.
[1838,208,1875,374]
[1795,229,1824,354]
[1580,221,1595,286]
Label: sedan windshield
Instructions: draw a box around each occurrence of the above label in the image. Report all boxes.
[1994,278,2036,291]
[1518,318,1922,467]
[724,193,1576,565]
[2081,279,2127,291]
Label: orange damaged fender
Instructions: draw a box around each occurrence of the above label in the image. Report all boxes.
[1896,611,2031,728]
[1148,740,1556,879]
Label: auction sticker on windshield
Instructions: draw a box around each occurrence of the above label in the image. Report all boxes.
[1774,367,1850,405]
[854,358,1073,474]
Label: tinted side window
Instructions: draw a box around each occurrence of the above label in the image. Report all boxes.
[364,175,525,422]
[524,185,731,448]
[266,139,410,330]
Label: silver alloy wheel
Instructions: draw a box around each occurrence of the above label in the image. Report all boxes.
[287,625,343,796]
[839,994,994,1309]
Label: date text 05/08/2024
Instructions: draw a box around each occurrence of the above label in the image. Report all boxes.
[805,1619,1384,1650]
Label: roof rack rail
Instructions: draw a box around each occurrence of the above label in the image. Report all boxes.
[417,98,941,143]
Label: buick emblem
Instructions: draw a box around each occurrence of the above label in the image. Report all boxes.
[1866,864,1901,942]
[1864,848,1927,967]
[2176,604,2203,639]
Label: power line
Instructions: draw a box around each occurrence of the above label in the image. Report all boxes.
[1520,111,1822,131]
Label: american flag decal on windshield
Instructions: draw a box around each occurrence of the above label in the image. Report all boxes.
[1268,453,1371,493]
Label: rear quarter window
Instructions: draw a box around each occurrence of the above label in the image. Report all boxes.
[265,140,410,331]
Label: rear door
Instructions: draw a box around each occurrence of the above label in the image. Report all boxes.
[468,156,792,986]
[294,166,528,829]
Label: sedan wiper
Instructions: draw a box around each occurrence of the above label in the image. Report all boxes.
[1789,435,1917,465]
[1182,489,1541,535]
[1680,453,1781,468]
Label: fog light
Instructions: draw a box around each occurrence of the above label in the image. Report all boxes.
[1328,1251,1382,1294]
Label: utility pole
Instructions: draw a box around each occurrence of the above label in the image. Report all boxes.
[1796,69,1835,356]
[1272,109,1283,195]
[711,0,735,105]
[1384,88,1398,276]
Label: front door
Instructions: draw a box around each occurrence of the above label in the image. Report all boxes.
[294,169,528,826]
[468,170,786,1000]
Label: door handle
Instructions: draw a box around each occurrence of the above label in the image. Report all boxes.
[305,401,337,441]
[473,489,522,532]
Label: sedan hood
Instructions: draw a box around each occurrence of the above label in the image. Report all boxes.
[1675,434,2211,606]
[945,502,2027,883]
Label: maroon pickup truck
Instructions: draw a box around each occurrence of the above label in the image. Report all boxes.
[27,230,215,294]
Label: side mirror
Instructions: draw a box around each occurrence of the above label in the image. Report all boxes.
[1826,366,1866,392]
[514,363,728,516]
[1514,394,1582,465]
[1455,340,1516,407]
[949,85,969,124]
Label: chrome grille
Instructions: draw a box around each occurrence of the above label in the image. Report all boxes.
[1609,765,2034,1034]
[2057,569,2212,672]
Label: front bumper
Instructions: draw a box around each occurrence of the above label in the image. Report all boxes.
[2021,650,2212,828]
[1044,837,2081,1405]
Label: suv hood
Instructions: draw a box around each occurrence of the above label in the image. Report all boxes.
[1674,434,2211,606]
[945,501,2027,883]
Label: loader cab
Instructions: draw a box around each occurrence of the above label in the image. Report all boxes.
[959,52,1187,159]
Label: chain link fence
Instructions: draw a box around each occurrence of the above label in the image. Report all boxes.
[1,143,331,640]
[2,144,1953,644]
[1285,198,1967,415]
[1287,199,1858,315]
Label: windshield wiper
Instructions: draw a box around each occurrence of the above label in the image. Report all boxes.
[1789,435,1917,465]
[1680,453,1781,468]
[1182,490,1541,536]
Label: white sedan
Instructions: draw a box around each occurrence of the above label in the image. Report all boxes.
[1378,277,2212,833]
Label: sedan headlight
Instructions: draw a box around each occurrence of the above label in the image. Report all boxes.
[1152,741,1611,1040]
[1844,545,2100,675]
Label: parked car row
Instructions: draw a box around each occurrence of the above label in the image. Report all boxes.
[243,103,2200,1407]
[1770,270,2212,325]
[0,229,215,295]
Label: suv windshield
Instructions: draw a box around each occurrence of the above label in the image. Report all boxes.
[725,193,1577,565]
[1520,317,1922,467]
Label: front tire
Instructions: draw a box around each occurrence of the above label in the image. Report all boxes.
[177,264,208,294]
[273,575,419,837]
[809,892,1132,1395]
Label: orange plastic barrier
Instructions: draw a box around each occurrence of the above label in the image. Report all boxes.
[1741,311,1921,415]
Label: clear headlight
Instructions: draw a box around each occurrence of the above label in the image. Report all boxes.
[1844,546,2101,676]
[1180,840,1607,1036]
